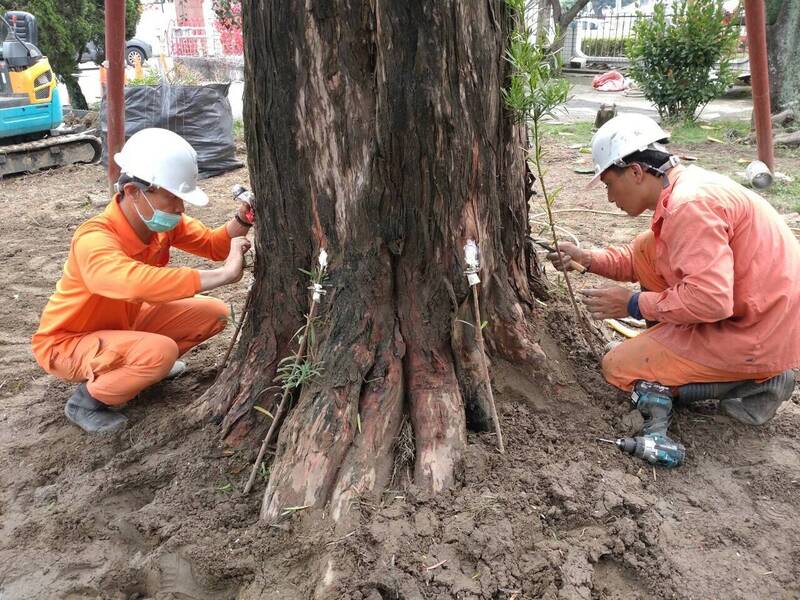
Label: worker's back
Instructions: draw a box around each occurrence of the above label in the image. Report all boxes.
[648,165,800,373]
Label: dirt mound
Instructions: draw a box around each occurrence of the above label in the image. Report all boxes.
[1,162,799,599]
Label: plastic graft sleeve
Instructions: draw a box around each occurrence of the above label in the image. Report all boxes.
[464,239,481,286]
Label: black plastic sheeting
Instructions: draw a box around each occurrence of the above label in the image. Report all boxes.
[100,83,243,179]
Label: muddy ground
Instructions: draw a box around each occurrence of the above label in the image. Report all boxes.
[1,133,799,600]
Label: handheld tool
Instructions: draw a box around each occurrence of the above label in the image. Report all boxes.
[231,184,255,223]
[533,239,587,274]
[596,435,685,467]
[597,381,686,468]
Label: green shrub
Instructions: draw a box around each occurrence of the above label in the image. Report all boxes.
[581,37,628,57]
[626,0,739,122]
[126,63,202,87]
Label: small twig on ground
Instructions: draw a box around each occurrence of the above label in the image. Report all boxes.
[425,559,448,571]
[326,531,356,545]
[532,208,644,218]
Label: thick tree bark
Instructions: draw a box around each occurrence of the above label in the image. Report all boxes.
[201,0,545,524]
[765,0,800,111]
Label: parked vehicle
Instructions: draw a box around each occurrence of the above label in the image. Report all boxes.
[79,37,153,67]
[1,11,101,176]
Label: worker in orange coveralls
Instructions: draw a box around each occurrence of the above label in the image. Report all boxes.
[32,128,254,434]
[547,114,799,463]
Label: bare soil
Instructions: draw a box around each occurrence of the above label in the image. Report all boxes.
[1,138,799,599]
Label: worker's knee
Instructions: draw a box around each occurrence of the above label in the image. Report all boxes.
[601,349,616,382]
[209,297,230,329]
[601,345,635,392]
[132,335,180,378]
[197,297,230,336]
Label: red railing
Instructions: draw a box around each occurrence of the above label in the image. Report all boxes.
[167,17,243,57]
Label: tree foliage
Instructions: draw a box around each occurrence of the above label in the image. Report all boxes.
[0,0,140,109]
[626,0,739,122]
[211,0,239,30]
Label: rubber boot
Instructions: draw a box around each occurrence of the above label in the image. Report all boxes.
[719,370,795,426]
[64,383,128,434]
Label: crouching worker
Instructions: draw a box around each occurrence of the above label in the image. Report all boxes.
[548,114,800,465]
[32,128,254,434]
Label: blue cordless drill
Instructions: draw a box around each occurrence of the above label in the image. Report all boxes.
[598,381,686,468]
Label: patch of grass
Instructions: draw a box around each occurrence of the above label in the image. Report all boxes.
[233,119,244,141]
[667,119,751,145]
[761,176,800,213]
[541,118,753,147]
[541,121,594,144]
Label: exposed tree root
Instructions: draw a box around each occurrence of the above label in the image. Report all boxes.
[329,325,406,523]
[406,345,467,493]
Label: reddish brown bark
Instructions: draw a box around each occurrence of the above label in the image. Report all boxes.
[200,0,545,524]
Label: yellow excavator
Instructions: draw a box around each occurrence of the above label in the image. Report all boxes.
[1,11,101,177]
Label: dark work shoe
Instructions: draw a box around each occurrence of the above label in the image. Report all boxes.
[64,383,128,434]
[719,370,796,426]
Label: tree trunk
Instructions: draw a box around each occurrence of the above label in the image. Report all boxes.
[64,75,89,111]
[765,0,800,111]
[201,0,545,524]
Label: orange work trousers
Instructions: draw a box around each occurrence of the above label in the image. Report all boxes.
[602,231,781,391]
[46,297,228,405]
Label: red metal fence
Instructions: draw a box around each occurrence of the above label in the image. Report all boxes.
[167,17,243,57]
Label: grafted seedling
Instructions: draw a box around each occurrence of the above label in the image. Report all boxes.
[243,250,328,495]
[503,0,602,359]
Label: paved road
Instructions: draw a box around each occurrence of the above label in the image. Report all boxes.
[558,73,753,123]
[60,68,751,126]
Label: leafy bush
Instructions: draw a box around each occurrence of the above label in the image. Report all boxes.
[626,0,739,122]
[126,63,202,87]
[581,37,627,57]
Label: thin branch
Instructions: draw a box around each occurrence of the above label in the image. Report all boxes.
[531,119,603,361]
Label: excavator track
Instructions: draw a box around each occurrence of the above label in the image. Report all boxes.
[0,132,102,178]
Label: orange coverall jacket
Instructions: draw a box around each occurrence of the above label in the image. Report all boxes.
[591,165,800,375]
[32,196,232,372]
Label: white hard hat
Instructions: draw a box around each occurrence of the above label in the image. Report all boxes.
[114,128,208,206]
[588,114,670,188]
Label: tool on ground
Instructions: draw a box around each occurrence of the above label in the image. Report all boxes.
[597,381,686,467]
[533,239,587,274]
[1,11,101,176]
[604,318,641,339]
[596,435,685,468]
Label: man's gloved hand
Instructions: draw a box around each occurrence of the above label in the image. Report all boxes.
[579,285,632,320]
[237,201,255,225]
[546,241,592,272]
[224,236,252,284]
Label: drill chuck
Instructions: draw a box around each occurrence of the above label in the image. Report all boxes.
[615,434,685,468]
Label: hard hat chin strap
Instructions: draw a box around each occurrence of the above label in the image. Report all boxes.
[614,155,679,187]
[652,155,680,188]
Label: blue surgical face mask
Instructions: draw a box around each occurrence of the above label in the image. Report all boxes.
[134,189,182,233]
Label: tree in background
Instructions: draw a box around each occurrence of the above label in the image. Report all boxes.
[626,0,739,122]
[0,0,140,109]
[531,0,593,51]
[765,0,800,113]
